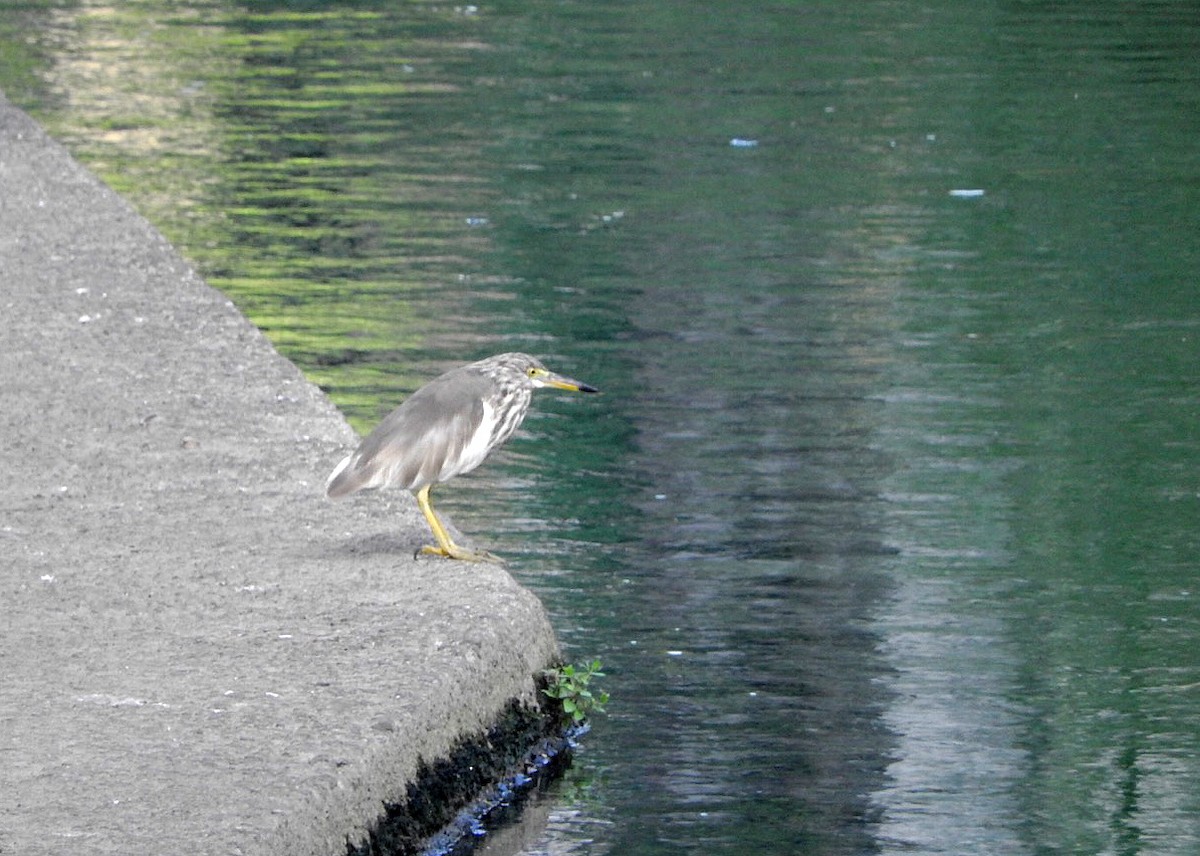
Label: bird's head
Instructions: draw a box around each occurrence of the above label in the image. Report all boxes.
[489,353,600,394]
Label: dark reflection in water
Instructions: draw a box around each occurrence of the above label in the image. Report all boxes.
[4,0,1200,853]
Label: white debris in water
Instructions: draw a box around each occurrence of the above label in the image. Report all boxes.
[949,188,986,198]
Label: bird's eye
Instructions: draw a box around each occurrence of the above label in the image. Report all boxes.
[527,367,539,377]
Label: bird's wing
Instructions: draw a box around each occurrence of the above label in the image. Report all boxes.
[329,367,491,494]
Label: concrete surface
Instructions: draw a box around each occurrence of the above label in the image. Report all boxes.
[0,92,561,855]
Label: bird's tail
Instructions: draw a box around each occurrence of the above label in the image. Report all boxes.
[325,453,362,499]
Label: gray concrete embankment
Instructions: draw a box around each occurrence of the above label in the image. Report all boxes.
[0,93,560,855]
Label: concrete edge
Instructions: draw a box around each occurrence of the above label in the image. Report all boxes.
[0,90,565,855]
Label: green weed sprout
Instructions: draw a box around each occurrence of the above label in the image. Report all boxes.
[542,659,609,726]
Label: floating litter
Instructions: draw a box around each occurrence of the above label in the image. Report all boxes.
[949,188,985,198]
[729,138,759,148]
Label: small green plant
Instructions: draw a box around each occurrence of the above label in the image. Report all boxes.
[542,659,609,725]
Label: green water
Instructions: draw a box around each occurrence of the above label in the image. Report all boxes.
[4,1,1199,853]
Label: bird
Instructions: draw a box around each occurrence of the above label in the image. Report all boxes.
[326,352,599,562]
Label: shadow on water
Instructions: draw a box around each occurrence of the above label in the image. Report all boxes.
[4,0,1200,854]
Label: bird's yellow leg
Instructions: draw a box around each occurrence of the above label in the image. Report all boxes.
[414,484,501,563]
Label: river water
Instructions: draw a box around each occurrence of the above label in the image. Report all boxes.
[3,1,1199,853]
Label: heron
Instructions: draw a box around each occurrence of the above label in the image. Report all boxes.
[326,352,599,562]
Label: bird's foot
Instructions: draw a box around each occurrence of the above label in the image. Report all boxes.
[416,544,505,564]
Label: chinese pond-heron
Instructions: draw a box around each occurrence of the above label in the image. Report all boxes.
[326,352,599,562]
